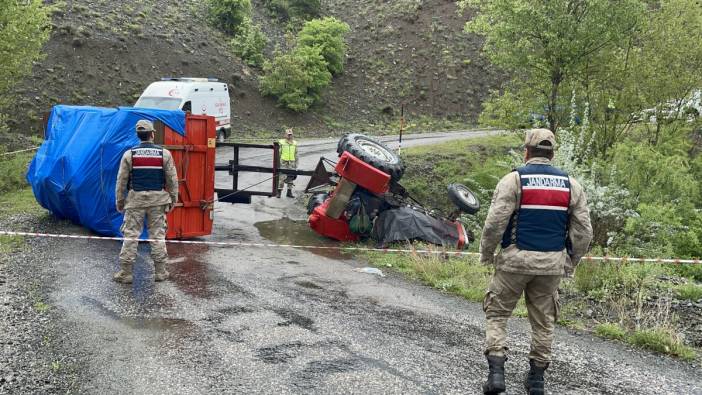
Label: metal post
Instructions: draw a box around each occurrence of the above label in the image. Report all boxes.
[272,141,280,196]
[399,104,405,155]
[232,146,239,192]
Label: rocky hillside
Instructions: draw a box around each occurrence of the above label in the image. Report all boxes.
[6,0,500,138]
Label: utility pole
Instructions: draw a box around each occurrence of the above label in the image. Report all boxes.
[398,104,405,155]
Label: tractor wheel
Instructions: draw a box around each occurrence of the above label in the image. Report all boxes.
[337,133,404,181]
[447,184,480,214]
[307,192,329,214]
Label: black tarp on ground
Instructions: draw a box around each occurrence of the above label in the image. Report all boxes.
[371,207,466,248]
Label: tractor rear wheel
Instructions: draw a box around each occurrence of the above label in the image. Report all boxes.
[337,133,405,181]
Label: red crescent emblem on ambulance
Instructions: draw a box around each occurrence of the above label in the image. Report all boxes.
[168,89,180,97]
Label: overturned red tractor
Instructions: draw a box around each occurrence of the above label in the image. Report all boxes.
[307,134,480,249]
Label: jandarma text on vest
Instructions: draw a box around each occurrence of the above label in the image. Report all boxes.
[521,175,568,189]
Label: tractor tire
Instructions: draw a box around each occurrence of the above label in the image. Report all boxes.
[447,183,480,214]
[337,133,405,181]
[307,192,329,214]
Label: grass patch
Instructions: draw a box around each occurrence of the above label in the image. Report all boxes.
[366,251,491,302]
[0,188,42,253]
[0,235,25,254]
[594,322,696,361]
[674,283,702,301]
[0,188,42,219]
[573,261,665,299]
[365,250,528,317]
[595,322,627,341]
[34,301,50,313]
[628,328,696,361]
[557,318,586,330]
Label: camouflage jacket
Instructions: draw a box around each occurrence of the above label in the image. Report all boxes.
[479,157,593,276]
[115,145,178,210]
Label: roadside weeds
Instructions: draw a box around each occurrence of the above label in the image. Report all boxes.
[362,250,700,362]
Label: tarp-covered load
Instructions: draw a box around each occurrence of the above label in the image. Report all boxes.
[371,207,469,249]
[27,105,185,236]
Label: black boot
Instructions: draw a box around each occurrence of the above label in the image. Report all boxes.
[276,189,282,198]
[524,359,548,395]
[286,188,294,198]
[483,355,506,394]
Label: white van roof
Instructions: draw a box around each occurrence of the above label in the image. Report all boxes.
[140,79,228,100]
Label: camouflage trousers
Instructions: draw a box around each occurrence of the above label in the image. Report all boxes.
[278,160,297,190]
[119,205,169,266]
[484,270,561,365]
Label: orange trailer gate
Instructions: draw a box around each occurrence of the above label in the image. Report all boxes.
[155,114,216,239]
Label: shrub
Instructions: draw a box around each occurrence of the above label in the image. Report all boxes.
[573,261,664,301]
[231,19,267,67]
[207,0,252,35]
[671,264,702,282]
[259,46,331,111]
[0,0,50,97]
[573,261,621,297]
[617,203,702,259]
[595,323,627,341]
[297,17,350,75]
[627,328,696,361]
[265,0,320,21]
[0,149,32,194]
[674,283,702,301]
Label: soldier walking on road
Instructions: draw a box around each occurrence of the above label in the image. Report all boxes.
[479,129,593,395]
[113,120,179,284]
[278,128,298,198]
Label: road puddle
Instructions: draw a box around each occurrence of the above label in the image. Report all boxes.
[81,296,194,333]
[254,217,352,260]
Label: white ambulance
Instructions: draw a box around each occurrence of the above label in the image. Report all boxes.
[135,78,232,142]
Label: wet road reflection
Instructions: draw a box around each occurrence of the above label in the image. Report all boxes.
[168,243,212,298]
[254,217,352,260]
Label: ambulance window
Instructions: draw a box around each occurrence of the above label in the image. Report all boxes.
[182,101,192,113]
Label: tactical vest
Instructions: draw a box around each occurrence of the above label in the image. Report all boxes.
[279,139,297,161]
[501,164,571,252]
[130,143,165,192]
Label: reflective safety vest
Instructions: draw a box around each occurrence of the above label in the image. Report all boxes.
[279,139,297,162]
[130,143,165,191]
[501,164,571,252]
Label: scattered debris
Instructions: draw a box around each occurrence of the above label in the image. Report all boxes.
[355,267,385,277]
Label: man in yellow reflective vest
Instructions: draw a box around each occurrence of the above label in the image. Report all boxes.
[278,128,298,198]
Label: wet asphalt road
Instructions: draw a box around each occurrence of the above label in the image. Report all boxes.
[21,131,702,394]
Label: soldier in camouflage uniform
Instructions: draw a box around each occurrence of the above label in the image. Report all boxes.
[114,120,179,284]
[480,129,593,395]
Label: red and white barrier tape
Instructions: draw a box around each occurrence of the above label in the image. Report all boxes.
[0,230,473,256]
[0,230,700,264]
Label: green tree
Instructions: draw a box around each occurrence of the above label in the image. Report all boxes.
[231,19,268,67]
[260,46,331,111]
[0,0,51,99]
[580,0,702,155]
[207,0,252,35]
[460,0,645,132]
[297,17,350,75]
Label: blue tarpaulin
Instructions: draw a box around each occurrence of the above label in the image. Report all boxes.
[27,105,185,236]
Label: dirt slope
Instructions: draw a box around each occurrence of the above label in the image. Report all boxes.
[6,0,499,138]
